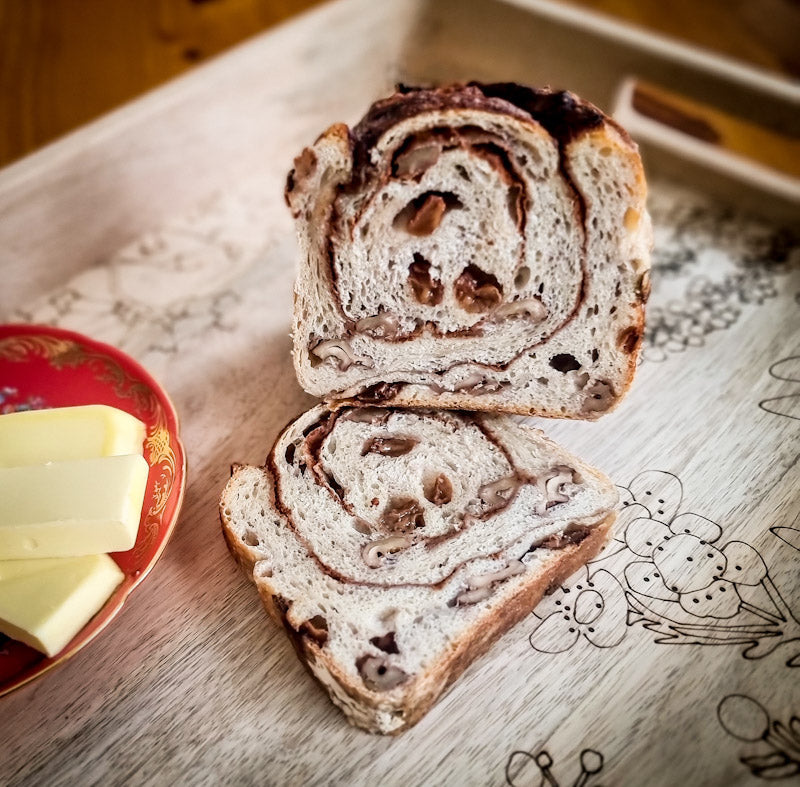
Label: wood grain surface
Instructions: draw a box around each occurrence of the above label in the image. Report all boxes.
[1,0,799,167]
[0,0,798,785]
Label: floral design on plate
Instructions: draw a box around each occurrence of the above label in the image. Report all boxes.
[759,356,800,421]
[529,470,800,666]
[0,324,187,696]
[506,747,604,787]
[0,386,46,414]
[718,694,800,780]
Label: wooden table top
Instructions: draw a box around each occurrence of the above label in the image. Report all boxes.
[1,0,798,168]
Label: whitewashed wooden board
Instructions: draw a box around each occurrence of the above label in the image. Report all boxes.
[1,1,798,785]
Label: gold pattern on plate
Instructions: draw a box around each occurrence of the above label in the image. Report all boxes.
[0,334,177,556]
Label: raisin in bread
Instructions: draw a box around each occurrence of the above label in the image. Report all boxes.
[286,83,652,418]
[220,405,618,734]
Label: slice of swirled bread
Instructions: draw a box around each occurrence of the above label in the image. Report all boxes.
[286,83,652,418]
[220,405,618,734]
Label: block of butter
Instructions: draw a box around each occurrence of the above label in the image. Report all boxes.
[0,404,146,467]
[0,454,149,559]
[0,554,124,656]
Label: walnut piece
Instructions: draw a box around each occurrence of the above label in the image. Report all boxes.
[299,615,328,647]
[537,465,576,514]
[494,297,547,322]
[356,655,409,692]
[408,255,443,306]
[454,265,503,313]
[310,339,357,371]
[361,535,412,568]
[355,312,401,339]
[407,194,448,236]
[343,407,390,425]
[452,560,526,606]
[369,632,399,654]
[583,380,615,413]
[356,382,404,403]
[478,475,520,509]
[394,139,442,179]
[381,497,425,532]
[424,473,453,505]
[361,435,419,457]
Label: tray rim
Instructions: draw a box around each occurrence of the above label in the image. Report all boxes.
[0,0,797,191]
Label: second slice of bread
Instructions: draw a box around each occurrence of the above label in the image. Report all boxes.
[220,405,618,733]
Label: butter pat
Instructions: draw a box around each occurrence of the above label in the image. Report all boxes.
[0,404,146,468]
[0,554,124,656]
[0,454,149,559]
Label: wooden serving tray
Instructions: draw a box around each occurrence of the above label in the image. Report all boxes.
[1,1,798,784]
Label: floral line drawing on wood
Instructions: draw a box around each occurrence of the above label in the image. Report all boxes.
[6,189,272,356]
[506,747,604,787]
[717,694,800,780]
[759,356,800,421]
[530,471,800,667]
[644,271,778,362]
[641,186,799,363]
[771,527,800,553]
[647,187,798,279]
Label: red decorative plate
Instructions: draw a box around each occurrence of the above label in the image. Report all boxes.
[0,324,187,696]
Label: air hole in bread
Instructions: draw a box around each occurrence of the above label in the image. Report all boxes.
[370,632,399,654]
[549,354,581,373]
[285,443,295,464]
[514,265,531,289]
[455,164,471,182]
[537,377,548,386]
[591,348,599,363]
[507,183,524,228]
[300,615,329,647]
[243,530,260,547]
